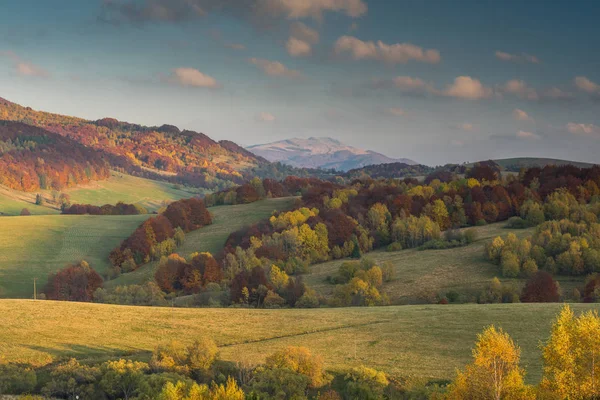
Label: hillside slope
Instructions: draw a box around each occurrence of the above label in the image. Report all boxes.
[0,121,110,192]
[247,137,416,171]
[0,214,149,298]
[0,97,267,190]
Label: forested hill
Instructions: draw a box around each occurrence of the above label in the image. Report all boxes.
[0,121,110,191]
[0,97,268,191]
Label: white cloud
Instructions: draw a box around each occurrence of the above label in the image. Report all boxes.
[169,68,220,88]
[0,51,50,78]
[566,122,600,138]
[334,35,441,64]
[391,76,436,94]
[386,107,406,117]
[495,51,539,64]
[574,76,600,94]
[286,37,312,57]
[443,76,493,100]
[517,130,541,140]
[543,87,574,100]
[512,109,533,122]
[502,79,539,100]
[248,58,302,78]
[257,112,276,122]
[290,22,319,44]
[257,0,368,20]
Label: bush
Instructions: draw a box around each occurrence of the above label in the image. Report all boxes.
[505,216,528,229]
[20,208,31,216]
[343,366,389,400]
[0,364,37,395]
[386,242,403,252]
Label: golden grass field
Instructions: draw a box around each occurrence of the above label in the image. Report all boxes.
[1,300,599,383]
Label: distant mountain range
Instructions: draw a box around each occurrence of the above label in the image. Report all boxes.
[247,137,416,171]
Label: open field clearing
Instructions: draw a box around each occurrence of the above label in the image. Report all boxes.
[306,222,584,304]
[63,171,199,212]
[1,300,598,383]
[0,185,59,216]
[105,197,297,289]
[0,215,149,298]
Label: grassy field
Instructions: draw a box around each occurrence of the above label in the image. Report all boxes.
[306,222,584,304]
[63,171,199,212]
[1,300,598,383]
[0,172,197,216]
[105,197,297,289]
[0,215,149,298]
[0,185,60,216]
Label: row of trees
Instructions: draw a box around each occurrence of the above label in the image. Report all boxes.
[62,201,148,215]
[109,198,212,275]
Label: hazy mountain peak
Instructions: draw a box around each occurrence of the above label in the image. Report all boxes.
[247,137,416,171]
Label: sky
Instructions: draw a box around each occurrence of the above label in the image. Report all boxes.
[1,0,599,166]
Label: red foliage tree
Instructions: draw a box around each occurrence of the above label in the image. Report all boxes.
[45,261,103,302]
[520,271,560,303]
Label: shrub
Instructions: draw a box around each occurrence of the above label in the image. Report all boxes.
[343,366,389,400]
[20,208,31,216]
[0,364,37,395]
[386,242,403,252]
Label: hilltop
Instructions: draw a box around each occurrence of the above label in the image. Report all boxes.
[0,97,267,191]
[247,137,416,171]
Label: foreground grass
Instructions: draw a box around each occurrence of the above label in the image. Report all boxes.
[306,222,583,304]
[1,301,598,383]
[105,197,297,289]
[0,215,149,298]
[64,171,199,212]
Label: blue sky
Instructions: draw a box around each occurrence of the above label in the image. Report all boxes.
[1,0,599,165]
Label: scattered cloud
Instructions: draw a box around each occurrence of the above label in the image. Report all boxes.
[517,130,541,140]
[257,111,276,122]
[290,22,319,44]
[334,35,441,64]
[101,0,367,24]
[502,79,539,100]
[566,122,600,138]
[248,57,302,78]
[286,37,312,57]
[386,107,406,117]
[167,67,221,88]
[495,51,539,64]
[0,51,50,78]
[443,76,492,100]
[512,108,533,122]
[258,0,368,20]
[286,22,319,57]
[542,87,574,100]
[574,76,600,94]
[391,76,436,94]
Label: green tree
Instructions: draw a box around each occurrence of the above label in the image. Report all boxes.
[99,359,149,400]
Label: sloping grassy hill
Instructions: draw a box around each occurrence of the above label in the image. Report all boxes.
[1,300,598,383]
[105,197,297,289]
[0,172,198,216]
[0,185,60,216]
[306,223,583,304]
[0,215,149,298]
[63,171,200,212]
